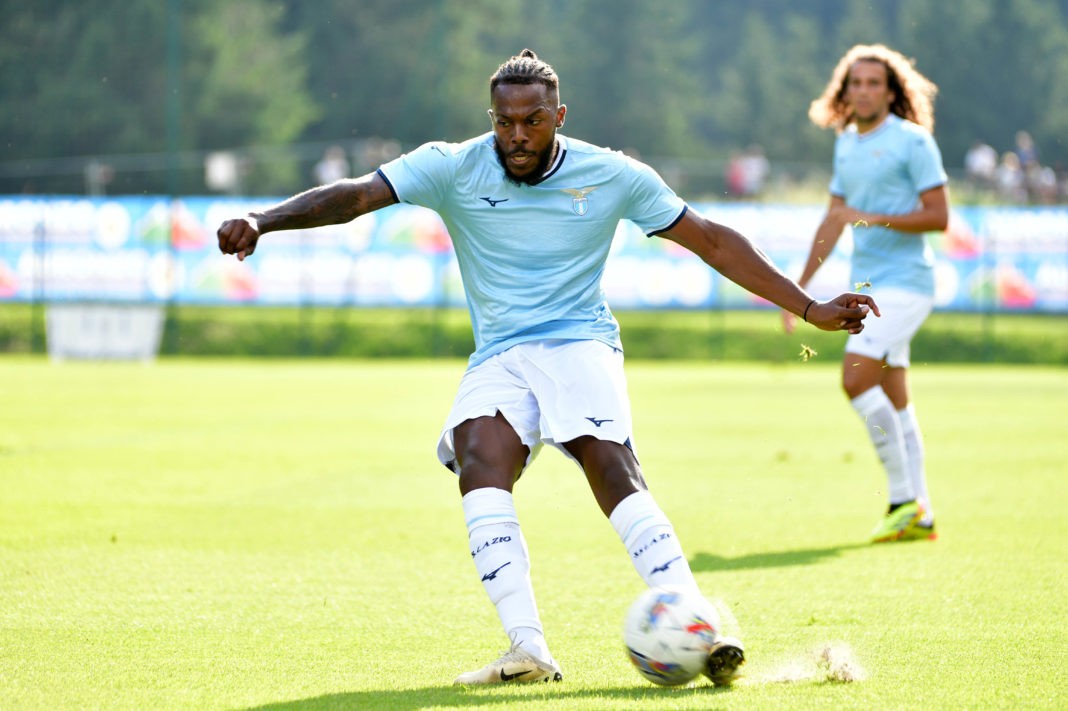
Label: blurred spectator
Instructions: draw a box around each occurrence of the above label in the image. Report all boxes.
[1056,162,1068,203]
[1013,130,1055,203]
[1014,131,1038,169]
[995,151,1026,203]
[1028,163,1058,204]
[313,145,350,185]
[725,144,770,199]
[964,140,997,190]
[740,144,770,197]
[726,150,746,197]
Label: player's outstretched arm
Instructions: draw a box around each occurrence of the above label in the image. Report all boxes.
[661,208,878,334]
[217,172,397,260]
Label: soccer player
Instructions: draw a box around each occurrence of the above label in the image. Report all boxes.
[218,49,877,685]
[783,44,948,543]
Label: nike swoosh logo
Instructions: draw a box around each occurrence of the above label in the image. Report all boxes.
[481,561,511,581]
[651,556,682,574]
[585,417,614,427]
[500,667,531,681]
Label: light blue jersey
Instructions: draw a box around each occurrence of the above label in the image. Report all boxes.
[378,133,687,366]
[830,113,947,295]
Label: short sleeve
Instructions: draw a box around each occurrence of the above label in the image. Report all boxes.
[377,141,457,210]
[909,130,948,193]
[621,156,687,235]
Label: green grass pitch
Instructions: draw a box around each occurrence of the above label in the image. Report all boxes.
[1,357,1065,710]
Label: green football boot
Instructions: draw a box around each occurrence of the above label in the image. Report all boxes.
[870,500,923,543]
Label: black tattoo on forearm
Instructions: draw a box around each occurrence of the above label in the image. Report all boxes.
[256,183,360,233]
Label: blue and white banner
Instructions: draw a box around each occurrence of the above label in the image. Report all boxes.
[1,197,1065,312]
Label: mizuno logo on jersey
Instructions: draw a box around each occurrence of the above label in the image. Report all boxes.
[586,416,613,427]
[479,196,509,207]
[561,186,599,216]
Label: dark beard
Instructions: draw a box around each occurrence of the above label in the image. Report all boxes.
[493,140,555,186]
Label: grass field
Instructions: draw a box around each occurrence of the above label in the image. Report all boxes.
[1,357,1065,710]
[3,304,1067,364]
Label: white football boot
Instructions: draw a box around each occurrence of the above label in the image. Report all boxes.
[453,644,563,685]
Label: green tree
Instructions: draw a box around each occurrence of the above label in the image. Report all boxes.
[546,0,700,157]
[185,0,318,193]
[0,2,167,192]
[0,0,317,194]
[833,0,897,50]
[895,0,1068,168]
[3,0,1066,196]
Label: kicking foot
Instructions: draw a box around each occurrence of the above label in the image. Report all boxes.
[704,636,745,687]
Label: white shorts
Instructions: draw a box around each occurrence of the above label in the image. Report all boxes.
[436,339,635,473]
[845,287,933,368]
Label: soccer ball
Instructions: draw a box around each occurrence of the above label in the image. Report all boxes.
[623,586,721,686]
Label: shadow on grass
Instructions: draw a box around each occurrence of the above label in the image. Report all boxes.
[243,683,735,711]
[689,542,870,572]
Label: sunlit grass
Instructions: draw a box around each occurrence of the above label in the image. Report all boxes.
[1,358,1065,709]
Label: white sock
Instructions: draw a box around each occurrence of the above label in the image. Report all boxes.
[609,490,699,595]
[850,386,913,504]
[461,487,552,663]
[898,404,933,524]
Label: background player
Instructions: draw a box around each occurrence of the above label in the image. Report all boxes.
[784,44,948,543]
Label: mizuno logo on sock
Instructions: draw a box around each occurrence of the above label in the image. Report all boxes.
[481,562,511,581]
[651,556,682,574]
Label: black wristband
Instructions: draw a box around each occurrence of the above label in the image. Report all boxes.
[802,299,816,323]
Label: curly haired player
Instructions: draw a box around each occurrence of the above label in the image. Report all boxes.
[784,44,948,543]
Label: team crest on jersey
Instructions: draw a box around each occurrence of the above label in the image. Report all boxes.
[561,186,599,216]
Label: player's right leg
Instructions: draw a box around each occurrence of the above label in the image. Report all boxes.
[440,355,562,685]
[451,418,562,684]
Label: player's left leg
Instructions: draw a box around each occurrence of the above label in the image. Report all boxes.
[538,341,744,685]
[882,367,936,538]
[565,436,702,593]
[563,435,745,686]
[521,340,703,594]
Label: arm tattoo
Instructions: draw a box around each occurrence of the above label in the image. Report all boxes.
[256,179,392,234]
